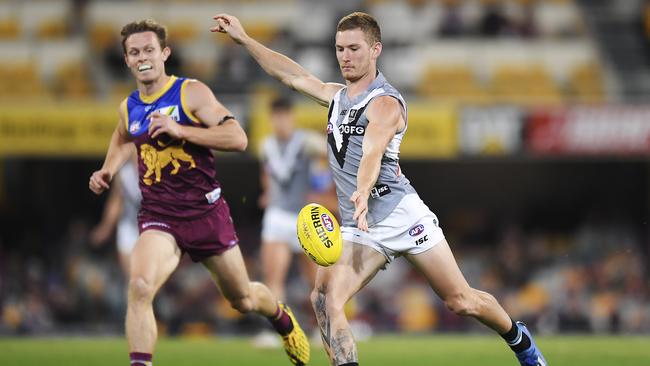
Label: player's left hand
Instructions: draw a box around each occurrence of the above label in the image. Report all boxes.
[148,111,184,139]
[350,190,369,232]
[210,14,248,44]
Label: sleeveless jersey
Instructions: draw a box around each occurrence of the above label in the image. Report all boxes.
[326,71,416,227]
[261,130,312,213]
[123,76,222,219]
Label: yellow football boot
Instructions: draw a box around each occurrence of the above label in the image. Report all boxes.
[279,303,310,365]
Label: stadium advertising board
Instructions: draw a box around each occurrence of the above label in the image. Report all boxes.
[399,104,458,158]
[527,106,650,155]
[0,104,115,157]
[459,106,523,155]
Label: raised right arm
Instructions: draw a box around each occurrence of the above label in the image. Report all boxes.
[211,14,343,107]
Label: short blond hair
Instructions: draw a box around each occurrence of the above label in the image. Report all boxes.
[336,12,381,45]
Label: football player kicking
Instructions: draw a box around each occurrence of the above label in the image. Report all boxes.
[213,11,547,366]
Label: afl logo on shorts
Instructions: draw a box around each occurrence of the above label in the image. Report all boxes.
[409,224,425,237]
[327,122,334,134]
[321,213,334,232]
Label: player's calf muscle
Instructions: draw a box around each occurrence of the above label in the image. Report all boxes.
[332,328,358,365]
[312,284,358,364]
[312,288,332,348]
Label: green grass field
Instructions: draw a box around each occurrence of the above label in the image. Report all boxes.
[0,334,648,366]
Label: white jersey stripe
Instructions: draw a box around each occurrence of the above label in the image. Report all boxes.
[330,90,344,151]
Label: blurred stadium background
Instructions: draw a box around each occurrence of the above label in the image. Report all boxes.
[0,0,649,358]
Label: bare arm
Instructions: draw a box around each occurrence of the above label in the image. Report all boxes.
[211,14,343,107]
[350,96,404,231]
[89,104,134,195]
[103,125,134,174]
[89,178,124,246]
[148,80,247,152]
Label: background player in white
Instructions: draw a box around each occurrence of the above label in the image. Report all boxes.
[254,96,320,347]
[258,96,322,304]
[212,11,547,366]
[90,148,141,276]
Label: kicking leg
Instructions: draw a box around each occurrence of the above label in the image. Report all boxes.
[202,245,276,315]
[406,239,547,366]
[202,245,310,365]
[310,241,387,366]
[126,230,182,364]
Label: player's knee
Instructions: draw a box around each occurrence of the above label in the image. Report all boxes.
[309,287,321,310]
[230,296,254,314]
[444,290,478,317]
[310,286,345,316]
[128,276,155,303]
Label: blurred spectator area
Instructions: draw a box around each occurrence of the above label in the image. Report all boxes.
[2,158,649,335]
[0,0,611,104]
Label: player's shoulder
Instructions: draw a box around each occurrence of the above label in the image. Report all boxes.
[259,133,276,150]
[179,78,217,110]
[259,135,273,150]
[368,94,402,111]
[326,82,346,98]
[369,78,406,112]
[366,95,404,129]
[180,78,211,95]
[118,96,129,120]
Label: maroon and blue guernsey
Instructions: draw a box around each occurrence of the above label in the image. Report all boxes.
[123,76,223,219]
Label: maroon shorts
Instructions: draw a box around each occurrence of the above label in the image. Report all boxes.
[138,198,239,262]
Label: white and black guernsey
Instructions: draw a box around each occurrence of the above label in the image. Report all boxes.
[261,130,312,213]
[326,71,416,227]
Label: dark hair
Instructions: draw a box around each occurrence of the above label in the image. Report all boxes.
[336,12,381,45]
[121,19,168,53]
[271,96,293,112]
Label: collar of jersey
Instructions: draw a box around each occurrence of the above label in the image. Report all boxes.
[139,75,177,104]
[343,71,385,104]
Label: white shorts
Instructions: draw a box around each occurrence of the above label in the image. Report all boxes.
[117,220,139,254]
[342,194,445,263]
[261,207,302,253]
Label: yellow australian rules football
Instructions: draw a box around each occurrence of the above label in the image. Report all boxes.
[296,203,342,266]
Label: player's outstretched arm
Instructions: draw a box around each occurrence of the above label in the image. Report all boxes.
[211,13,343,107]
[351,97,403,231]
[89,105,134,195]
[151,79,247,152]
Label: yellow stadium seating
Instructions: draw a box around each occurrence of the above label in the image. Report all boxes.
[417,65,488,104]
[489,64,563,105]
[566,62,605,104]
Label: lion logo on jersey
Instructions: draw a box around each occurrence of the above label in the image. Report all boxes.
[140,142,196,185]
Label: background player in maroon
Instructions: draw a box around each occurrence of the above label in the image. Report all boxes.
[89,19,309,366]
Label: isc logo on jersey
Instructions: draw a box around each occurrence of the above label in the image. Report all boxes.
[296,203,342,266]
